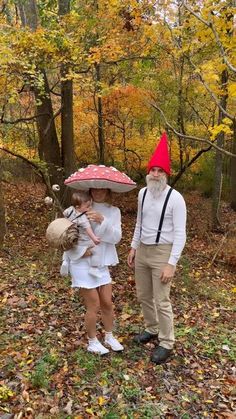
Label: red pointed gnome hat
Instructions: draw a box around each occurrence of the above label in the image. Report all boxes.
[147,132,171,175]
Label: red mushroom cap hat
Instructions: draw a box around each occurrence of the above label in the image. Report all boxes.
[64,164,136,193]
[147,132,171,175]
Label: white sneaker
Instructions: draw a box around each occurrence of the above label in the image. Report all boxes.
[87,339,109,355]
[104,335,124,352]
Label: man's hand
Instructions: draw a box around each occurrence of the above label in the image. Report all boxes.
[160,264,176,283]
[127,248,136,268]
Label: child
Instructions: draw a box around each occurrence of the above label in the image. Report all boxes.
[60,191,102,278]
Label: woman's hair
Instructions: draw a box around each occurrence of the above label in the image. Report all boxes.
[105,189,112,205]
[71,191,92,207]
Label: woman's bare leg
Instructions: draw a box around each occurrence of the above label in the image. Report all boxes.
[98,284,114,332]
[80,288,100,338]
[99,284,124,351]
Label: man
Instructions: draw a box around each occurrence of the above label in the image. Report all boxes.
[127,132,187,364]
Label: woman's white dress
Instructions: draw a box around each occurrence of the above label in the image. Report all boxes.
[67,202,121,289]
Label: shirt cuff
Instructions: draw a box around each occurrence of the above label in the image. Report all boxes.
[168,255,178,266]
[131,241,140,250]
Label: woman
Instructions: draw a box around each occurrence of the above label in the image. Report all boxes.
[64,165,136,354]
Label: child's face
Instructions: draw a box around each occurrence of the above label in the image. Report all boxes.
[76,200,92,213]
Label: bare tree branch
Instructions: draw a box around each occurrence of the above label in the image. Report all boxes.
[102,55,158,66]
[182,1,210,27]
[187,56,234,121]
[171,145,212,186]
[0,147,64,212]
[182,1,236,74]
[209,20,236,74]
[185,98,212,129]
[149,103,236,157]
[43,107,62,136]
[124,147,142,168]
[1,113,50,124]
[0,147,44,178]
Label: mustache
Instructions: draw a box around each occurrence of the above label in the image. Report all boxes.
[148,177,159,181]
[146,174,166,182]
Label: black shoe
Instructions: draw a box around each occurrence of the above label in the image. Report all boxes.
[151,346,172,364]
[133,331,158,344]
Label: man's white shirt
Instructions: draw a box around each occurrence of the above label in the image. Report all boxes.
[131,185,187,266]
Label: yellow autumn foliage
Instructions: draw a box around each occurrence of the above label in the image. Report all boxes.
[209,124,233,140]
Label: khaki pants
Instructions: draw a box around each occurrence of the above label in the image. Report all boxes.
[135,243,174,350]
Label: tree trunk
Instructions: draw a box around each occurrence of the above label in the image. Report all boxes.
[212,140,223,229]
[0,176,6,248]
[58,0,70,15]
[36,70,62,178]
[17,0,38,29]
[230,120,236,210]
[58,0,76,206]
[95,64,105,164]
[176,56,186,171]
[176,4,186,172]
[212,69,228,230]
[58,0,76,178]
[18,0,63,188]
[212,4,234,220]
[61,71,76,177]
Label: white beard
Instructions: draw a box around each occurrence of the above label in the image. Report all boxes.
[146,174,167,198]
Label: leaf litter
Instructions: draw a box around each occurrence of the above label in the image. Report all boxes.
[0,182,235,418]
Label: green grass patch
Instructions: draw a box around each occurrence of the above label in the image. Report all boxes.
[29,350,60,389]
[201,335,236,360]
[75,348,101,379]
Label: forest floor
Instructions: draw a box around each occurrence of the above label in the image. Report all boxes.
[0,181,236,419]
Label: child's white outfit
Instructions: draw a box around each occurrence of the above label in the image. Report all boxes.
[60,206,101,278]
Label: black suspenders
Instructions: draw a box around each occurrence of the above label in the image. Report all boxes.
[140,187,173,244]
[140,188,148,238]
[155,187,173,243]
